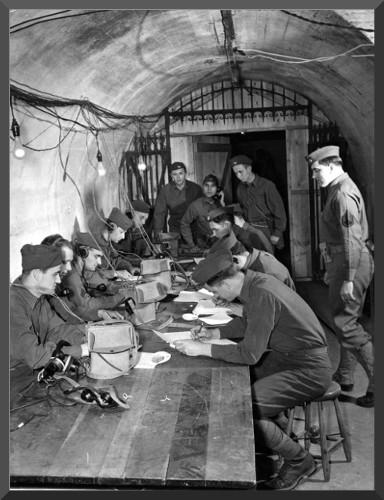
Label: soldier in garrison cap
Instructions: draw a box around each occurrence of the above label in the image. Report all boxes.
[230,155,287,254]
[307,145,374,408]
[10,244,87,370]
[208,232,295,290]
[178,250,332,490]
[115,200,153,259]
[61,232,134,322]
[95,207,140,276]
[153,161,202,243]
[180,174,225,253]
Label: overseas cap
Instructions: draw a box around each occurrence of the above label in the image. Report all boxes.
[306,145,340,166]
[191,249,234,286]
[130,200,151,214]
[107,207,132,231]
[21,244,62,271]
[207,205,234,222]
[169,161,187,173]
[229,155,253,168]
[227,203,244,215]
[74,232,100,250]
[209,232,238,254]
[203,174,219,186]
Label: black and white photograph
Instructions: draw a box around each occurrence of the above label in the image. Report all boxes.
[8,6,378,494]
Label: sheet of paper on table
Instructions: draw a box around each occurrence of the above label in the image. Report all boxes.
[173,288,214,302]
[192,299,233,316]
[153,330,236,347]
[134,351,171,369]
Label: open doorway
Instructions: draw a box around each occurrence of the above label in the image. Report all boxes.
[227,130,291,272]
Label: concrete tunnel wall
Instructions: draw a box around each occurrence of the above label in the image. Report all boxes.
[9,9,375,281]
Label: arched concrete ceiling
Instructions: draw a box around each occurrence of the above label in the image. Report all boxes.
[9,9,375,279]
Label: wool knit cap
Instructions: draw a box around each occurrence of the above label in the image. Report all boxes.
[107,207,132,231]
[21,244,62,271]
[305,145,340,166]
[191,249,234,286]
[207,205,234,222]
[74,232,100,250]
[229,155,253,168]
[209,232,238,255]
[130,200,151,214]
[169,161,187,173]
[203,174,219,186]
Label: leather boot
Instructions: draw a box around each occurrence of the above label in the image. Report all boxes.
[332,346,357,391]
[264,449,317,490]
[352,341,374,403]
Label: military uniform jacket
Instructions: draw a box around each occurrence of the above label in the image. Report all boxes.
[210,270,327,365]
[96,235,134,272]
[61,263,127,321]
[320,173,370,281]
[245,249,296,290]
[180,196,221,246]
[236,174,287,238]
[233,225,266,252]
[153,180,202,234]
[10,278,85,369]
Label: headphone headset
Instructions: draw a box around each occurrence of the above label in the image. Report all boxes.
[75,243,89,259]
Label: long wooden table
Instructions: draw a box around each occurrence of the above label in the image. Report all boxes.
[10,301,256,489]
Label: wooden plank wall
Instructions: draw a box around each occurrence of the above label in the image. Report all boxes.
[286,128,312,279]
[193,136,231,186]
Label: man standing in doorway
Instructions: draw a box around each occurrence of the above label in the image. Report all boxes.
[153,162,202,242]
[306,145,374,407]
[231,155,287,254]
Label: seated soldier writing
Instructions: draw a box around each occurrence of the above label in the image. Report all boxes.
[174,250,332,491]
[10,244,87,370]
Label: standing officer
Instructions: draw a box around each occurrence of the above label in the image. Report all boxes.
[180,174,224,252]
[174,250,332,490]
[153,162,202,242]
[306,145,374,407]
[231,155,287,253]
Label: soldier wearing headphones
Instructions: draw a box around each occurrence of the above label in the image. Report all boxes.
[61,232,134,322]
[96,207,140,276]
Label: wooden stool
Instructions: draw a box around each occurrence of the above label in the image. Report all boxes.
[286,381,352,481]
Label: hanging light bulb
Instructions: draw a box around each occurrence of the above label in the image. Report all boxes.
[11,118,26,160]
[96,150,106,176]
[138,155,147,172]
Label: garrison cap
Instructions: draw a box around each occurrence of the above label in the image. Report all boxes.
[203,174,219,186]
[306,145,341,166]
[209,232,238,254]
[228,203,244,215]
[229,155,253,168]
[21,244,62,271]
[191,249,234,286]
[130,200,151,214]
[207,205,234,222]
[169,161,187,173]
[74,232,99,250]
[107,207,132,231]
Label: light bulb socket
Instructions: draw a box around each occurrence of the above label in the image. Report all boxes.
[11,118,20,138]
[96,150,103,162]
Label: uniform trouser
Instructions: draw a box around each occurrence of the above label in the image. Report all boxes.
[249,224,274,254]
[326,250,374,391]
[251,349,332,459]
